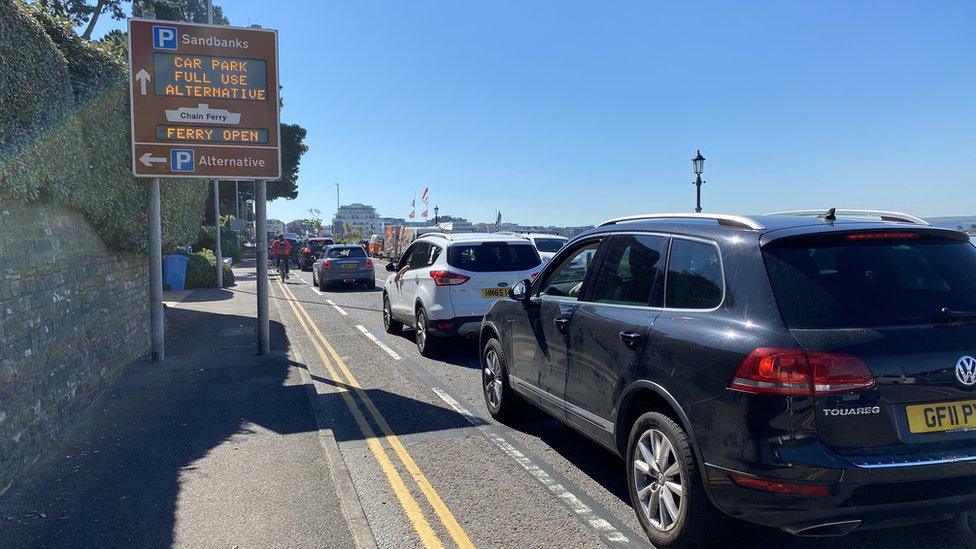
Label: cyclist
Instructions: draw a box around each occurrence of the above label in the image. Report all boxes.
[271,234,293,279]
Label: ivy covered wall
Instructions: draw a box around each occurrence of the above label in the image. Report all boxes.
[0,0,208,252]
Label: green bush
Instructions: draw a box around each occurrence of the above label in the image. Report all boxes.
[0,1,208,252]
[184,249,234,289]
[195,226,242,262]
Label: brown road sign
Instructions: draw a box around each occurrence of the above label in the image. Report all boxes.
[127,18,280,179]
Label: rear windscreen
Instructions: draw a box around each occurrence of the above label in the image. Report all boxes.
[763,235,976,328]
[328,247,366,258]
[534,238,566,253]
[448,243,541,272]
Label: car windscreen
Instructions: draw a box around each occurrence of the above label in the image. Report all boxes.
[534,238,566,253]
[327,247,366,258]
[308,240,330,251]
[448,243,540,272]
[763,233,976,329]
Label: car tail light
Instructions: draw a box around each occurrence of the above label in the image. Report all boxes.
[303,247,312,254]
[845,232,920,241]
[429,270,470,286]
[729,348,874,396]
[436,321,454,330]
[729,474,829,497]
[322,259,332,270]
[364,259,374,270]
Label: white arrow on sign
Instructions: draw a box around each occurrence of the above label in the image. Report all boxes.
[135,69,151,95]
[139,152,166,167]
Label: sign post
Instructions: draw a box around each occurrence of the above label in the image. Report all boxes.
[128,17,280,358]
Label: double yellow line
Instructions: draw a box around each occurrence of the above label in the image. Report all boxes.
[276,280,474,549]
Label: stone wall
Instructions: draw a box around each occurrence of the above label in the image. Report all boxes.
[0,201,150,491]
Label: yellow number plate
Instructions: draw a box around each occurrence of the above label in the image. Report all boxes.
[340,263,357,270]
[906,400,976,434]
[482,288,508,298]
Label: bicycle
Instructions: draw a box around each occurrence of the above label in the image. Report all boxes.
[275,256,289,280]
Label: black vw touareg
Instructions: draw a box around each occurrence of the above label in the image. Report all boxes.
[479,210,976,547]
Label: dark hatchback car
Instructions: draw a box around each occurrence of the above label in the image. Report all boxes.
[298,237,335,271]
[479,210,976,547]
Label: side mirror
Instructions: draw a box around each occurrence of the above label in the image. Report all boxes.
[386,262,398,272]
[508,279,531,302]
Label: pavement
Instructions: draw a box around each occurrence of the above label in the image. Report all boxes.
[0,258,365,548]
[1,256,971,548]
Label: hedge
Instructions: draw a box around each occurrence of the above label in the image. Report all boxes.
[184,248,234,289]
[0,1,208,253]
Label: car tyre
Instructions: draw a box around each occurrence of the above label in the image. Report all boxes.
[481,337,523,422]
[415,307,437,357]
[626,411,724,548]
[383,294,402,335]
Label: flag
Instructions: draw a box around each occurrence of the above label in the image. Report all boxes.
[421,208,429,219]
[421,187,429,205]
[408,196,415,219]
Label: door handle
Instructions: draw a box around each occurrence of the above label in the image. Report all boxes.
[619,331,643,349]
[553,317,571,333]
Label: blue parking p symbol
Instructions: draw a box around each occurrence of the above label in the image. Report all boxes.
[170,149,195,172]
[152,25,178,50]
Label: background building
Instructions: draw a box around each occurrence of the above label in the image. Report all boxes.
[267,218,285,236]
[332,203,379,239]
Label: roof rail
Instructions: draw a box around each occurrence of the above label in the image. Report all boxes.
[598,213,765,230]
[419,232,449,239]
[768,209,928,225]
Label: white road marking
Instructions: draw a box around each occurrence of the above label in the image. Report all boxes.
[429,387,631,545]
[326,299,348,316]
[355,325,402,360]
[311,287,323,296]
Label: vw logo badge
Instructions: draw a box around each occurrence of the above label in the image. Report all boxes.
[955,356,976,387]
[498,282,508,288]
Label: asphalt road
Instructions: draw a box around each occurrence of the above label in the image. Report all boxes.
[272,261,971,549]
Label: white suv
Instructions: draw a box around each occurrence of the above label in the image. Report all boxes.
[382,233,542,356]
[519,233,568,262]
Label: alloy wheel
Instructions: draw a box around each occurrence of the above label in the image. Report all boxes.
[633,428,684,532]
[483,348,503,408]
[416,311,427,351]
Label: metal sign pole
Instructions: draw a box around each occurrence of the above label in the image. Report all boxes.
[206,0,223,289]
[214,180,222,287]
[148,177,165,361]
[256,179,269,354]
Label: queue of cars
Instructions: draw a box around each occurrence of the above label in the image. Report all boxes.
[304,212,976,546]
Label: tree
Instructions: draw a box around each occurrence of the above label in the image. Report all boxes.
[132,0,228,24]
[34,0,129,39]
[97,28,127,57]
[270,123,308,201]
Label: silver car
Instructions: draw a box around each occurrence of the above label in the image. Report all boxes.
[312,245,375,291]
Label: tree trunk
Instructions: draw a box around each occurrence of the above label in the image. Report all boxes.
[80,0,107,40]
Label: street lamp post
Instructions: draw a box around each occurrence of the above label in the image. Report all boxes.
[334,182,340,236]
[692,149,705,213]
[433,205,439,226]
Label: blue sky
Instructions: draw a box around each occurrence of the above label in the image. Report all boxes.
[96,1,975,226]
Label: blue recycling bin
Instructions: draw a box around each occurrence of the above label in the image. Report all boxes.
[162,254,189,291]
